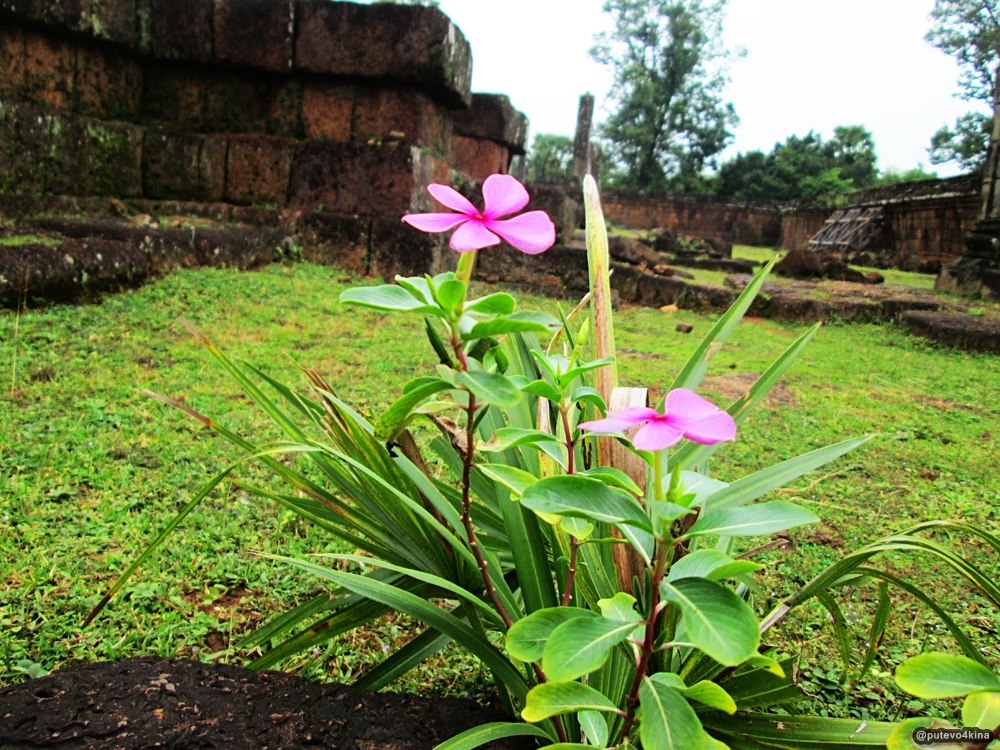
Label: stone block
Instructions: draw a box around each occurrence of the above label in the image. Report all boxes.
[295,0,472,107]
[369,216,443,279]
[0,26,27,98]
[289,141,425,216]
[0,100,49,192]
[450,135,508,181]
[293,211,371,274]
[225,135,296,205]
[302,82,354,142]
[213,0,294,72]
[0,0,82,33]
[137,0,213,61]
[73,43,143,118]
[73,118,144,197]
[140,65,208,129]
[22,29,75,109]
[452,94,528,153]
[353,86,451,151]
[79,0,139,46]
[142,130,226,201]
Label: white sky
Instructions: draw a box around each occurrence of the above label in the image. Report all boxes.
[431,0,987,177]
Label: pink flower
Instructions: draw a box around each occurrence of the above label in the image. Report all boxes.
[578,388,736,451]
[402,174,556,254]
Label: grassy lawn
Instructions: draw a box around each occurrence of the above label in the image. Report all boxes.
[2,260,998,719]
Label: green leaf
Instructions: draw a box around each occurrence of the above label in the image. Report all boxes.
[895,653,1000,698]
[598,591,641,624]
[578,466,643,497]
[374,377,453,441]
[477,464,538,497]
[706,712,896,747]
[666,549,763,583]
[648,673,737,713]
[435,278,467,314]
[661,578,760,666]
[684,501,819,539]
[521,681,619,723]
[542,616,638,682]
[578,710,609,748]
[432,722,554,750]
[520,379,562,402]
[340,284,442,315]
[639,676,708,750]
[963,690,1000,733]
[465,311,560,340]
[465,291,517,315]
[520,475,652,532]
[506,608,594,663]
[455,370,522,407]
[568,385,607,412]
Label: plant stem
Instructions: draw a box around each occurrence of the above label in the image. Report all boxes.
[454,249,477,285]
[559,404,579,606]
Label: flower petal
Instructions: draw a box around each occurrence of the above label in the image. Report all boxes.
[449,220,501,252]
[578,407,659,435]
[665,388,724,418]
[485,212,556,255]
[481,174,529,218]
[402,213,469,233]
[632,420,684,451]
[428,183,478,215]
[676,411,736,445]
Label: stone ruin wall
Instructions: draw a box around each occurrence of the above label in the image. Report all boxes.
[0,0,545,285]
[603,177,982,273]
[601,193,781,247]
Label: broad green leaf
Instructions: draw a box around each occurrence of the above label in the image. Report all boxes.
[477,463,538,497]
[521,475,652,533]
[598,591,641,624]
[432,722,554,750]
[578,710,609,748]
[542,616,637,682]
[661,578,760,666]
[578,466,643,497]
[962,690,1000,733]
[465,311,560,340]
[506,608,595,663]
[560,516,594,540]
[465,291,516,315]
[434,278,467,314]
[374,377,453,441]
[521,681,618,723]
[743,654,786,677]
[639,677,708,750]
[707,712,896,747]
[481,427,564,451]
[340,284,442,315]
[520,379,562,402]
[649,672,738,714]
[887,718,958,750]
[667,549,763,582]
[684,501,819,539]
[568,385,606,412]
[679,471,729,506]
[455,370,522,407]
[896,653,1000,698]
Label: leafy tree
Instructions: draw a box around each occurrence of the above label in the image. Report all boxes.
[525,134,574,183]
[715,126,879,202]
[591,0,738,194]
[925,0,1000,171]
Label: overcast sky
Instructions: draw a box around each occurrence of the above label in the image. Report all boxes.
[429,0,986,177]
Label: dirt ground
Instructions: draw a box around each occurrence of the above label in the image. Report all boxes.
[0,657,534,749]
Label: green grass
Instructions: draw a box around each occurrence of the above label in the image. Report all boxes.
[2,261,998,720]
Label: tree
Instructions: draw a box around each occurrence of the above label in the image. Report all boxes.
[714,126,879,202]
[591,0,738,194]
[926,0,1000,171]
[525,134,574,183]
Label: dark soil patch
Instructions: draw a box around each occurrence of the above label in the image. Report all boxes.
[0,657,532,749]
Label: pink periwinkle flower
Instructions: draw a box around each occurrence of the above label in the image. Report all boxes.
[402,174,556,254]
[578,388,736,451]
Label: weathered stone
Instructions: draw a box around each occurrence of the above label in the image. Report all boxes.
[301,82,354,142]
[142,130,227,201]
[652,227,679,254]
[136,0,213,61]
[79,0,138,46]
[369,216,444,279]
[353,85,451,152]
[292,210,370,274]
[225,135,297,205]
[295,0,472,107]
[450,135,508,180]
[608,235,659,267]
[213,0,294,72]
[524,183,578,246]
[73,43,143,119]
[22,29,75,109]
[0,26,27,98]
[452,93,528,152]
[901,310,1000,353]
